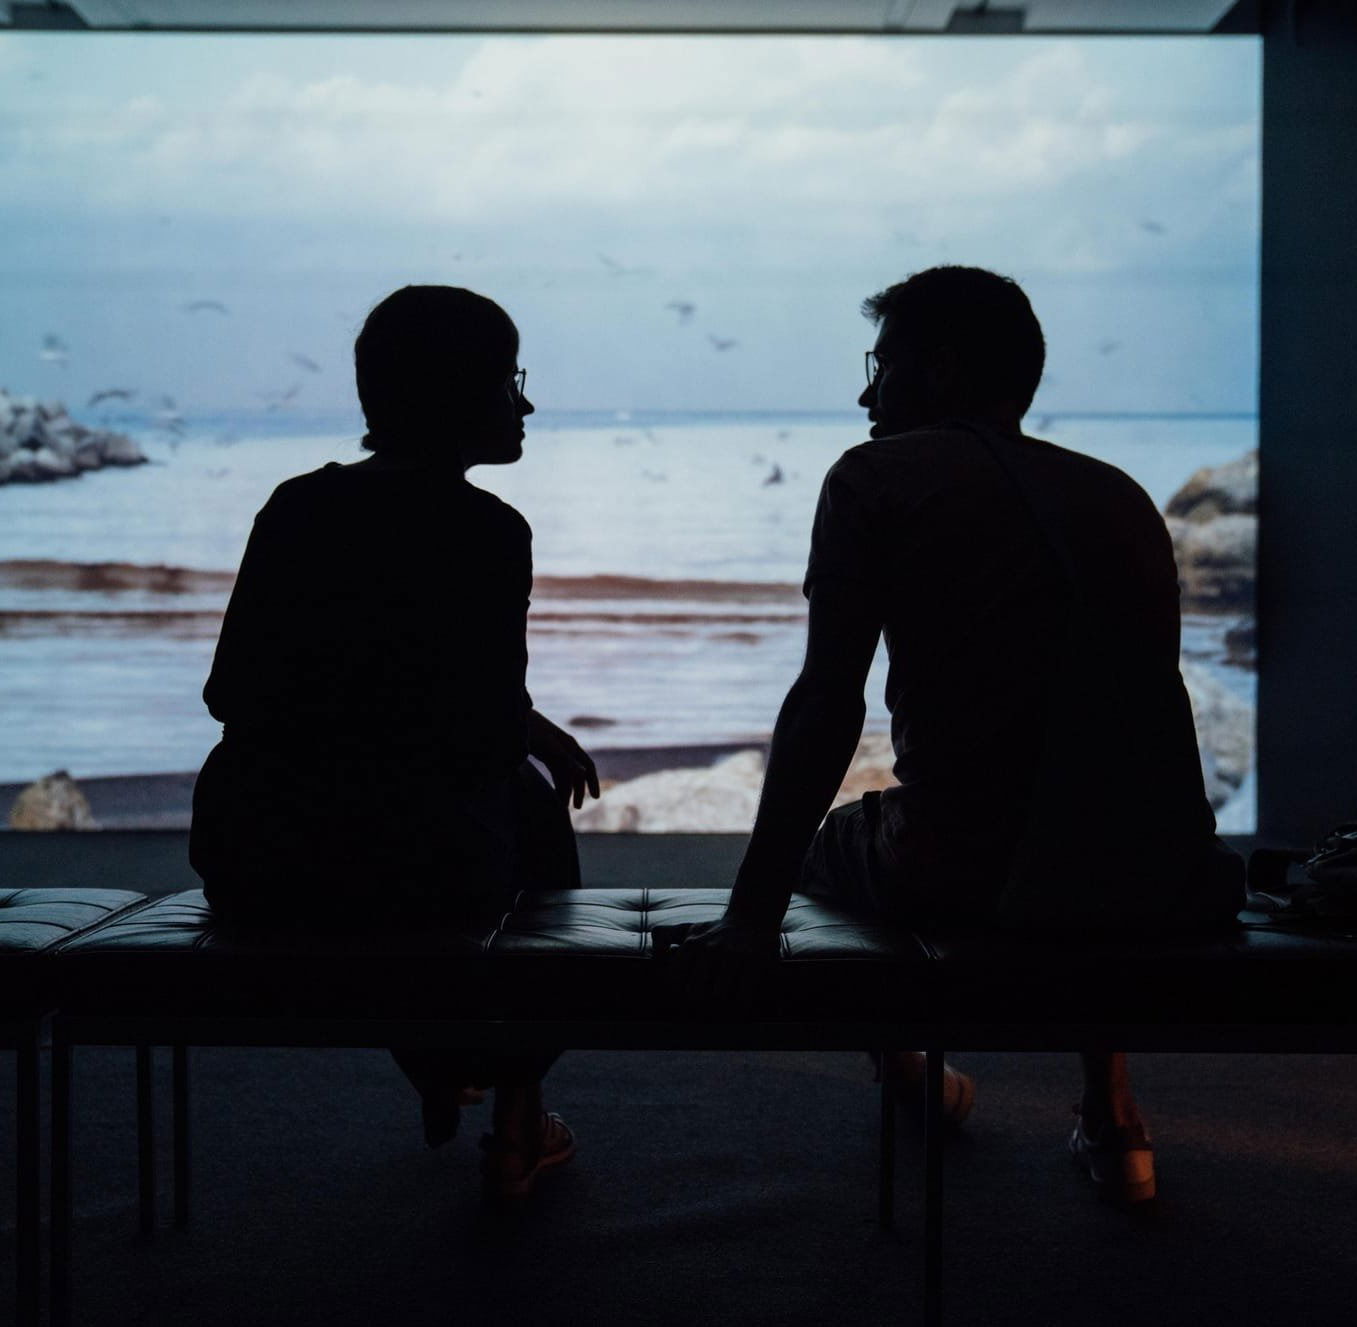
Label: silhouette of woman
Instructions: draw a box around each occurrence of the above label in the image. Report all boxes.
[190,285,597,1195]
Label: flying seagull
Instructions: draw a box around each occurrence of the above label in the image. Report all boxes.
[154,395,185,431]
[261,382,303,412]
[707,334,738,352]
[598,252,648,277]
[40,334,69,367]
[1098,339,1122,356]
[665,300,696,324]
[289,352,322,374]
[87,388,136,408]
[1139,219,1166,235]
[182,299,229,314]
[762,463,784,487]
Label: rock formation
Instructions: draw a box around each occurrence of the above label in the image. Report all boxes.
[1164,449,1256,614]
[0,389,147,485]
[7,770,99,830]
[1181,662,1253,810]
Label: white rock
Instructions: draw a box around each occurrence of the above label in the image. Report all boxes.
[8,770,99,831]
[573,750,767,832]
[27,445,77,479]
[1182,661,1254,808]
[100,433,147,466]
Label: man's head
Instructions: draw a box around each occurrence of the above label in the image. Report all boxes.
[355,284,533,467]
[859,266,1044,437]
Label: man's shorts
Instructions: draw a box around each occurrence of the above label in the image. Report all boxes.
[801,792,935,922]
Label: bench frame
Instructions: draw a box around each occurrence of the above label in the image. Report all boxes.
[47,1016,946,1325]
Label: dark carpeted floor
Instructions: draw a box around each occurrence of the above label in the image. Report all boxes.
[5,1044,1357,1326]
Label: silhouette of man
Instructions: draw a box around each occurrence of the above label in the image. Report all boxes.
[190,285,597,1198]
[675,266,1243,1203]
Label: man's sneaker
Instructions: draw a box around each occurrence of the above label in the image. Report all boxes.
[480,1112,576,1202]
[1069,1107,1156,1204]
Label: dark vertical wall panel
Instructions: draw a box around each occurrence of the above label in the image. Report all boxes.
[1258,0,1357,842]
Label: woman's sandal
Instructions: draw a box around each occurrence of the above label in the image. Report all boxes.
[872,1051,976,1129]
[479,1111,576,1201]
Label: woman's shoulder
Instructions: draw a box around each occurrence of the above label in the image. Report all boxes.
[461,481,531,541]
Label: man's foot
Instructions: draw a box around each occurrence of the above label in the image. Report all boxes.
[480,1112,576,1201]
[1069,1106,1156,1204]
[874,1052,976,1129]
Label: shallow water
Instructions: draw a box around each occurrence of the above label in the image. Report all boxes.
[0,411,1257,831]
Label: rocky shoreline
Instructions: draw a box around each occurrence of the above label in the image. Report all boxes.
[1165,448,1256,616]
[0,388,147,484]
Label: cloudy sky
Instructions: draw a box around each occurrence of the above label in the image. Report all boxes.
[0,33,1259,417]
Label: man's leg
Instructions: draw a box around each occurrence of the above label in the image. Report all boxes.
[1070,1051,1155,1203]
[803,798,975,1127]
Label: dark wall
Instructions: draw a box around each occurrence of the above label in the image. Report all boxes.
[1257,0,1357,844]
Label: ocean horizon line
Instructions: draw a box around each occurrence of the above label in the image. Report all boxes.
[68,405,1262,433]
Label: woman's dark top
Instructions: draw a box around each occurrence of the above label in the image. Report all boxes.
[190,458,534,922]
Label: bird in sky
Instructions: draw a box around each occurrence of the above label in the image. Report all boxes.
[1098,339,1122,356]
[598,252,647,277]
[182,299,229,314]
[665,300,696,324]
[289,352,322,374]
[261,383,303,412]
[40,334,69,367]
[707,334,738,352]
[763,463,785,487]
[87,388,136,408]
[1139,219,1167,235]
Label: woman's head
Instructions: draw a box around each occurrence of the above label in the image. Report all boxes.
[354,285,532,466]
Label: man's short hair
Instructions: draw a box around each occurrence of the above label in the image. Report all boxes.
[355,285,518,453]
[862,266,1045,415]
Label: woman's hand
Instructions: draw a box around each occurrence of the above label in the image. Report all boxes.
[527,709,601,809]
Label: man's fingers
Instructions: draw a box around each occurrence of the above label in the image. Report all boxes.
[584,757,600,800]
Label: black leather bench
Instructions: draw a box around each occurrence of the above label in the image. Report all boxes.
[41,884,1357,1327]
[0,888,147,1327]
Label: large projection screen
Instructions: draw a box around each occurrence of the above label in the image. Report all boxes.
[0,33,1259,832]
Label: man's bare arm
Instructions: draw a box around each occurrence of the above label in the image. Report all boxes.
[669,585,881,999]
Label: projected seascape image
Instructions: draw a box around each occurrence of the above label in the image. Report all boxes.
[0,33,1258,832]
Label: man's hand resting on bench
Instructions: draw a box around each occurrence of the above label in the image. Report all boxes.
[528,709,601,809]
[668,913,782,1005]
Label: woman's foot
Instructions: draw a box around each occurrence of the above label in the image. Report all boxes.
[873,1051,976,1128]
[480,1111,576,1201]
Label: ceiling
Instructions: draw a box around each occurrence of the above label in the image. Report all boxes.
[2,1,1252,35]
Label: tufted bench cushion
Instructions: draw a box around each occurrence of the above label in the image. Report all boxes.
[49,890,499,1018]
[0,888,148,1018]
[46,886,1357,1048]
[486,888,929,1020]
[51,887,927,1024]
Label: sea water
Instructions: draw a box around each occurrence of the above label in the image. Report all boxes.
[0,409,1257,811]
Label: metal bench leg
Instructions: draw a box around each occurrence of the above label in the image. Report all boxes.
[923,1047,945,1327]
[136,1045,155,1235]
[172,1044,190,1228]
[50,1035,72,1327]
[15,1027,40,1327]
[877,1049,897,1229]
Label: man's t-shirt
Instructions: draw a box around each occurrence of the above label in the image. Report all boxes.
[804,424,1228,922]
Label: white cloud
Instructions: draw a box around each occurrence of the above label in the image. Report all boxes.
[1,36,1256,278]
